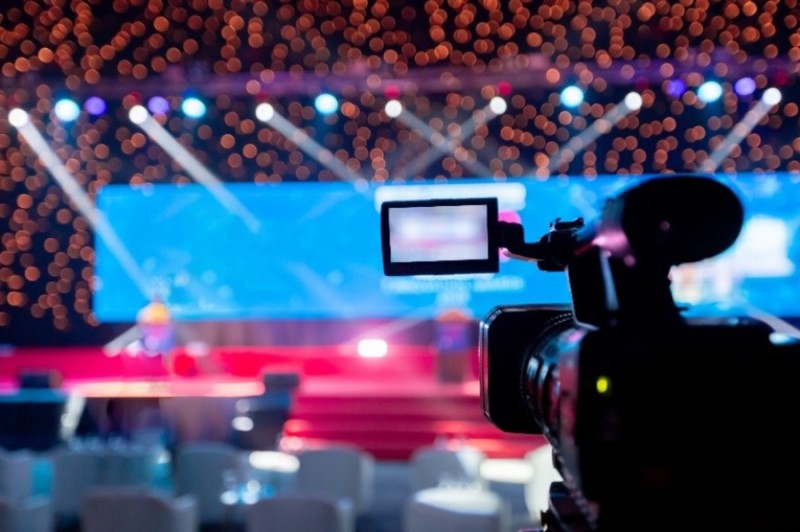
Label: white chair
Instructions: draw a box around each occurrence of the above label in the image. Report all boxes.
[0,451,34,502]
[409,446,487,492]
[80,487,197,532]
[295,445,375,513]
[404,487,511,532]
[0,495,53,532]
[52,443,163,522]
[174,441,245,525]
[523,444,563,525]
[294,445,375,532]
[479,457,536,530]
[245,493,343,532]
[51,448,104,521]
[101,444,159,487]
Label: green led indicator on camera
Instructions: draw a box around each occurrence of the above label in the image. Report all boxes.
[596,376,611,395]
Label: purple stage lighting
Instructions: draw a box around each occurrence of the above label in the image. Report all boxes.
[84,96,107,116]
[147,96,171,116]
[734,77,757,97]
[665,79,686,98]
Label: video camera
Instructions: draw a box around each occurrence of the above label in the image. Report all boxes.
[381,175,800,531]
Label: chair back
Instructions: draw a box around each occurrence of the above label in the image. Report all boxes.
[409,446,486,492]
[52,443,162,520]
[51,449,104,519]
[0,495,53,532]
[174,441,244,524]
[245,493,342,532]
[81,487,197,532]
[0,451,33,502]
[523,444,563,524]
[101,445,159,486]
[404,487,510,532]
[0,497,15,532]
[295,445,374,514]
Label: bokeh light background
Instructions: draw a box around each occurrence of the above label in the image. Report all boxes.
[1,0,800,344]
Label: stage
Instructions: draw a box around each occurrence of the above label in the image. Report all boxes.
[0,344,544,460]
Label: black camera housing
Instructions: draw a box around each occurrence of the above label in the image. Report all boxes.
[479,304,572,434]
[380,175,800,530]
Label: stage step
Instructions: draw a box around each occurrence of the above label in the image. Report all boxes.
[284,419,536,440]
[285,379,543,460]
[291,398,486,421]
[292,437,544,461]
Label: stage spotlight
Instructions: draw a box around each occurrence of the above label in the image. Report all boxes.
[665,79,687,98]
[148,96,170,116]
[84,96,107,116]
[8,108,29,128]
[489,96,508,115]
[54,98,81,122]
[314,93,339,115]
[255,102,275,122]
[560,85,584,108]
[129,105,149,125]
[734,77,757,97]
[624,92,643,111]
[762,88,782,106]
[181,96,206,118]
[697,81,723,103]
[357,339,388,358]
[385,99,403,118]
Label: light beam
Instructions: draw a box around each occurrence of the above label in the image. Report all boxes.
[543,92,643,176]
[255,105,365,182]
[130,106,261,232]
[393,102,499,178]
[700,89,783,173]
[10,109,150,297]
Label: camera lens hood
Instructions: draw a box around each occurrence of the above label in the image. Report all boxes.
[596,174,744,266]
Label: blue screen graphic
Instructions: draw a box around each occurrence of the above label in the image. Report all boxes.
[94,175,800,322]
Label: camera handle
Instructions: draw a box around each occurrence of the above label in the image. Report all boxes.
[497,219,585,272]
[497,219,683,329]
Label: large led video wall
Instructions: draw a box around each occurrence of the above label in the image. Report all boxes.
[94,174,800,322]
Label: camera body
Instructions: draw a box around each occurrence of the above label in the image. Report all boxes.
[381,175,800,530]
[482,304,800,529]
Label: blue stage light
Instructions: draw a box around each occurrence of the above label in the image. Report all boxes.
[697,81,723,103]
[314,93,339,115]
[181,96,206,119]
[54,98,81,122]
[560,86,584,108]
